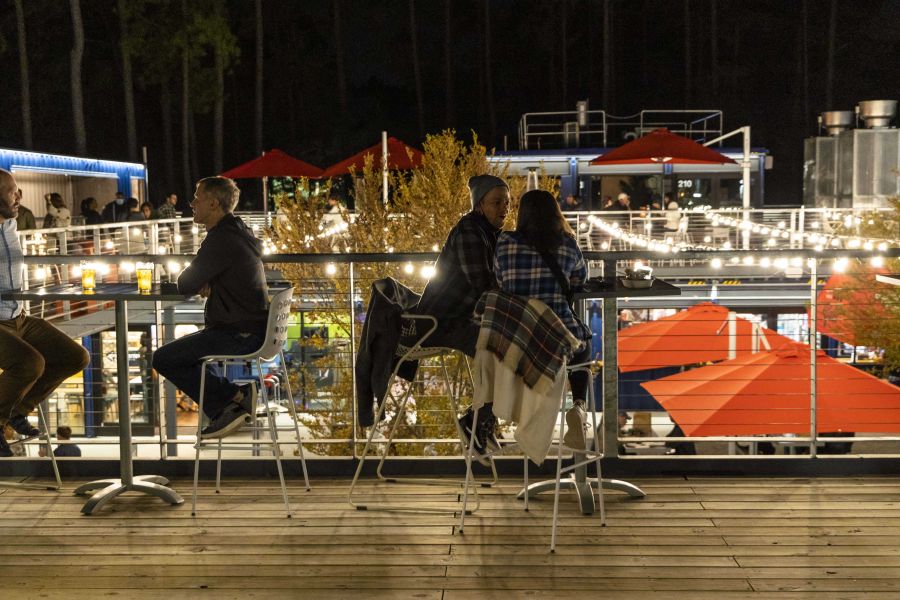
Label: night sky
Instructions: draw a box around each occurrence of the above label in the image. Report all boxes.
[1,0,898,208]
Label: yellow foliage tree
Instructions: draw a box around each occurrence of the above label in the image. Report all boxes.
[268,130,558,455]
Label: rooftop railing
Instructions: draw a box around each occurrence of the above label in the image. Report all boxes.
[12,241,900,463]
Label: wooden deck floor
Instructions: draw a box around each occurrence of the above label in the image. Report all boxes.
[2,474,900,598]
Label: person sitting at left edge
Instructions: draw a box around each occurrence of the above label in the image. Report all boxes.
[152,177,269,439]
[0,169,90,457]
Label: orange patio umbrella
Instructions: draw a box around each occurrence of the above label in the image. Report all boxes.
[619,302,795,372]
[641,342,900,436]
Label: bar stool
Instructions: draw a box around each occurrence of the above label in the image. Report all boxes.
[191,287,310,517]
[457,361,605,551]
[348,313,496,513]
[0,405,62,491]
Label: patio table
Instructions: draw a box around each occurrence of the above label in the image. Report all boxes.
[8,283,186,514]
[517,275,681,513]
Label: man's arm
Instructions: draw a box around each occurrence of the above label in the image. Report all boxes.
[176,235,229,295]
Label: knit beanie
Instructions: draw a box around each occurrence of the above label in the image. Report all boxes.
[468,174,508,210]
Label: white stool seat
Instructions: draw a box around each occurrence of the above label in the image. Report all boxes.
[191,287,310,517]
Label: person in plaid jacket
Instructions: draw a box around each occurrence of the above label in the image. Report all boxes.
[413,174,510,356]
[410,175,509,458]
[495,189,594,449]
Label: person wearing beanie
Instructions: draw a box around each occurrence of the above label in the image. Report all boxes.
[413,174,509,350]
[407,174,509,461]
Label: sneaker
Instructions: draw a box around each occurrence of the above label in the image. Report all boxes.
[478,413,502,455]
[457,409,490,467]
[200,402,252,440]
[0,436,12,458]
[563,404,587,451]
[8,415,40,437]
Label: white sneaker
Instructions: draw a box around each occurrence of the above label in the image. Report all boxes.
[563,404,587,450]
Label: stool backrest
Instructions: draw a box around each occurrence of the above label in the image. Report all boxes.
[257,287,295,362]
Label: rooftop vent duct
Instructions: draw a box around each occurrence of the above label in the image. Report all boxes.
[819,111,854,136]
[856,100,897,128]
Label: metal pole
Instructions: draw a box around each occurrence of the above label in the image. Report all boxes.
[115,300,133,485]
[162,307,178,457]
[381,131,389,205]
[742,126,751,250]
[809,258,818,458]
[601,259,619,457]
[349,261,358,457]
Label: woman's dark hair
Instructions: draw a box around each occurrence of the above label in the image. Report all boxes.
[80,197,96,212]
[515,189,574,253]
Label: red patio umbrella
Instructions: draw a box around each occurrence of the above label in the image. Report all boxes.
[221,149,323,179]
[641,342,900,436]
[589,128,737,166]
[320,137,423,178]
[618,302,796,372]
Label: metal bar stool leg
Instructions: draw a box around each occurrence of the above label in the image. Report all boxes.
[191,364,209,516]
[278,351,310,491]
[258,358,291,518]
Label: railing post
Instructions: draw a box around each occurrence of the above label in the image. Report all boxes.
[808,257,818,458]
[601,258,619,458]
[349,261,358,458]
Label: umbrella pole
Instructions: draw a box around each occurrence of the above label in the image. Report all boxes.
[381,131,389,205]
[263,175,269,226]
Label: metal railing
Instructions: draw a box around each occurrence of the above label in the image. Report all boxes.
[518,109,724,150]
[11,243,900,462]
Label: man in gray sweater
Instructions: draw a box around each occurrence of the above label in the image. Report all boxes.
[152,177,269,439]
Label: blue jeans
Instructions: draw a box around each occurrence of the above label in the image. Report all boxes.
[152,327,263,419]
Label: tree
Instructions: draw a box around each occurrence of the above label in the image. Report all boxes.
[269,131,559,454]
[254,0,264,157]
[409,0,424,138]
[825,0,838,109]
[117,0,139,162]
[69,0,87,155]
[332,0,348,122]
[483,0,496,143]
[443,0,453,126]
[14,0,32,150]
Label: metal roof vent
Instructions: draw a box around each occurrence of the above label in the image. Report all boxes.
[818,111,854,136]
[856,100,897,128]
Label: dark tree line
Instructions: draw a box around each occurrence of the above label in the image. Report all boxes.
[0,0,897,207]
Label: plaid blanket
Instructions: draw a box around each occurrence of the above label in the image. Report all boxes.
[476,290,581,394]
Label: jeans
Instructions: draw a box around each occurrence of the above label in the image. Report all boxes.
[568,342,592,403]
[152,327,263,419]
[0,313,90,423]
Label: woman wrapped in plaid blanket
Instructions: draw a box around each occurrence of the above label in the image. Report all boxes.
[493,189,593,450]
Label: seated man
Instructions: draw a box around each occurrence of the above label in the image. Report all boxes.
[152,177,269,439]
[0,169,90,458]
[410,174,509,451]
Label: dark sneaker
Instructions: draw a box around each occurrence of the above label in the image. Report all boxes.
[479,413,502,454]
[8,415,40,437]
[200,402,252,440]
[457,409,490,467]
[0,436,12,458]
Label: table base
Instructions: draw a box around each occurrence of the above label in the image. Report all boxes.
[75,475,184,515]
[518,467,645,515]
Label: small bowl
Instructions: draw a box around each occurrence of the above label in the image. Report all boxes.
[620,277,654,289]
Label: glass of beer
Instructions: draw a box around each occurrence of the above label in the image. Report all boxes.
[136,262,153,295]
[80,261,96,293]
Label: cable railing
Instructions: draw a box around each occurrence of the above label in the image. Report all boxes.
[8,244,899,463]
